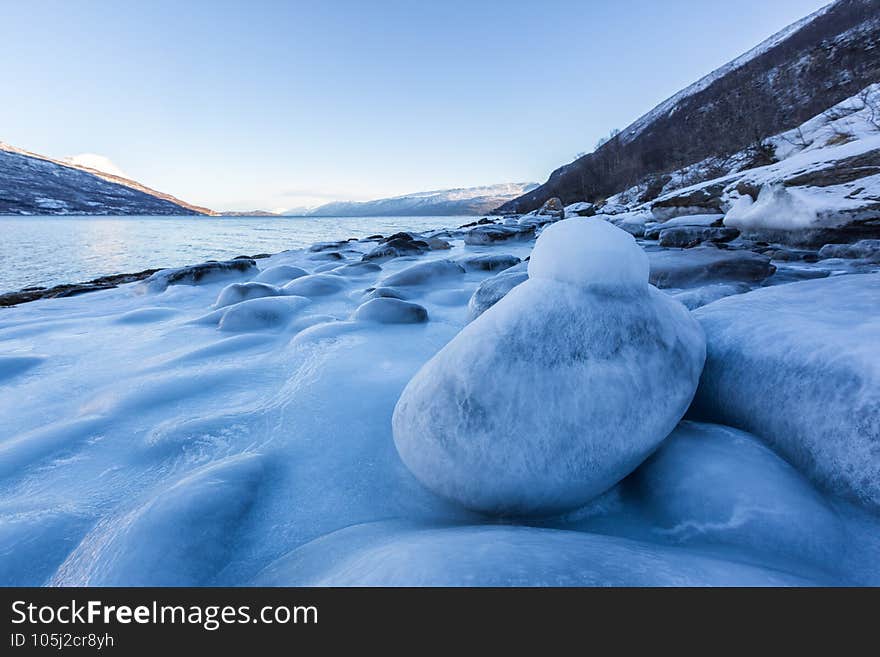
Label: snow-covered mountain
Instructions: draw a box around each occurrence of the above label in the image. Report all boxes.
[0,142,214,216]
[499,0,880,213]
[292,183,539,217]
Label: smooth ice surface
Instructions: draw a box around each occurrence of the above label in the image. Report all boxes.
[528,218,649,288]
[626,422,844,569]
[254,521,815,586]
[393,278,705,515]
[692,274,880,510]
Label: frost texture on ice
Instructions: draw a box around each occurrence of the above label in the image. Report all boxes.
[691,274,880,510]
[393,219,704,515]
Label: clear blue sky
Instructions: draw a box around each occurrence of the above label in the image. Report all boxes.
[1,0,830,211]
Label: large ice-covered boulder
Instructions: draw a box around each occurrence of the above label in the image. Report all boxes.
[393,219,706,515]
[626,422,844,570]
[691,273,880,510]
[253,521,814,586]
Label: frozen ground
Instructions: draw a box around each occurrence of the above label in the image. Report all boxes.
[0,216,878,586]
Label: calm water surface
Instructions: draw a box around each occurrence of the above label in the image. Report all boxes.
[0,215,475,293]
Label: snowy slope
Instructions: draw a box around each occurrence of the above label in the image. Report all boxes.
[620,3,835,144]
[297,183,539,217]
[499,0,880,213]
[0,142,213,216]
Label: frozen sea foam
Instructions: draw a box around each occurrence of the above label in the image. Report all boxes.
[393,218,705,516]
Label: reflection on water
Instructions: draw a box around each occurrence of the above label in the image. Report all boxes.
[0,215,473,293]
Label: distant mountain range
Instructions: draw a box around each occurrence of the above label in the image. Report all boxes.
[498,0,880,213]
[0,142,214,215]
[288,183,539,217]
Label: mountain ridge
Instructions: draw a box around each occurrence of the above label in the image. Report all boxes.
[498,0,880,214]
[0,141,215,216]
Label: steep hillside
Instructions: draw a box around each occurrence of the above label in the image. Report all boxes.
[0,142,213,215]
[498,0,880,213]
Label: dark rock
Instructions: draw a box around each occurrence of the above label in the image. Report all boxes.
[309,251,344,261]
[458,218,496,229]
[351,298,428,324]
[648,246,775,288]
[818,239,880,262]
[381,232,416,243]
[458,254,522,272]
[658,226,740,248]
[463,224,535,246]
[146,259,257,290]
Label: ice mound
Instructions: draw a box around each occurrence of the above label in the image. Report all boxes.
[113,307,178,324]
[648,246,775,288]
[465,261,528,322]
[281,273,349,297]
[0,354,44,383]
[381,260,465,287]
[51,454,264,586]
[627,422,843,569]
[217,295,311,332]
[362,286,406,301]
[214,282,282,309]
[691,273,880,510]
[393,218,705,515]
[528,218,649,288]
[254,264,308,285]
[253,521,814,586]
[333,262,382,277]
[351,298,428,324]
[144,258,256,291]
[458,254,521,272]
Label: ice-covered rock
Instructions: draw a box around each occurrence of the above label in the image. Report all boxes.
[393,219,705,515]
[281,273,349,297]
[643,214,724,240]
[818,239,880,263]
[144,259,257,291]
[691,274,880,510]
[51,454,265,586]
[214,282,282,309]
[254,264,308,285]
[332,262,383,277]
[672,282,751,310]
[458,254,521,272]
[464,225,534,245]
[657,226,739,248]
[217,296,311,331]
[362,286,407,301]
[648,246,775,288]
[351,298,428,324]
[465,262,528,322]
[253,521,814,586]
[381,260,465,287]
[626,422,844,569]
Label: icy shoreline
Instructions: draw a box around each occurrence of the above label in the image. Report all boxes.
[0,211,878,587]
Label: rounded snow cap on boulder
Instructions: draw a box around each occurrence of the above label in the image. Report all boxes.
[528,218,649,289]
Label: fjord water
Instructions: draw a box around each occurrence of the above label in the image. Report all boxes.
[0,215,473,293]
